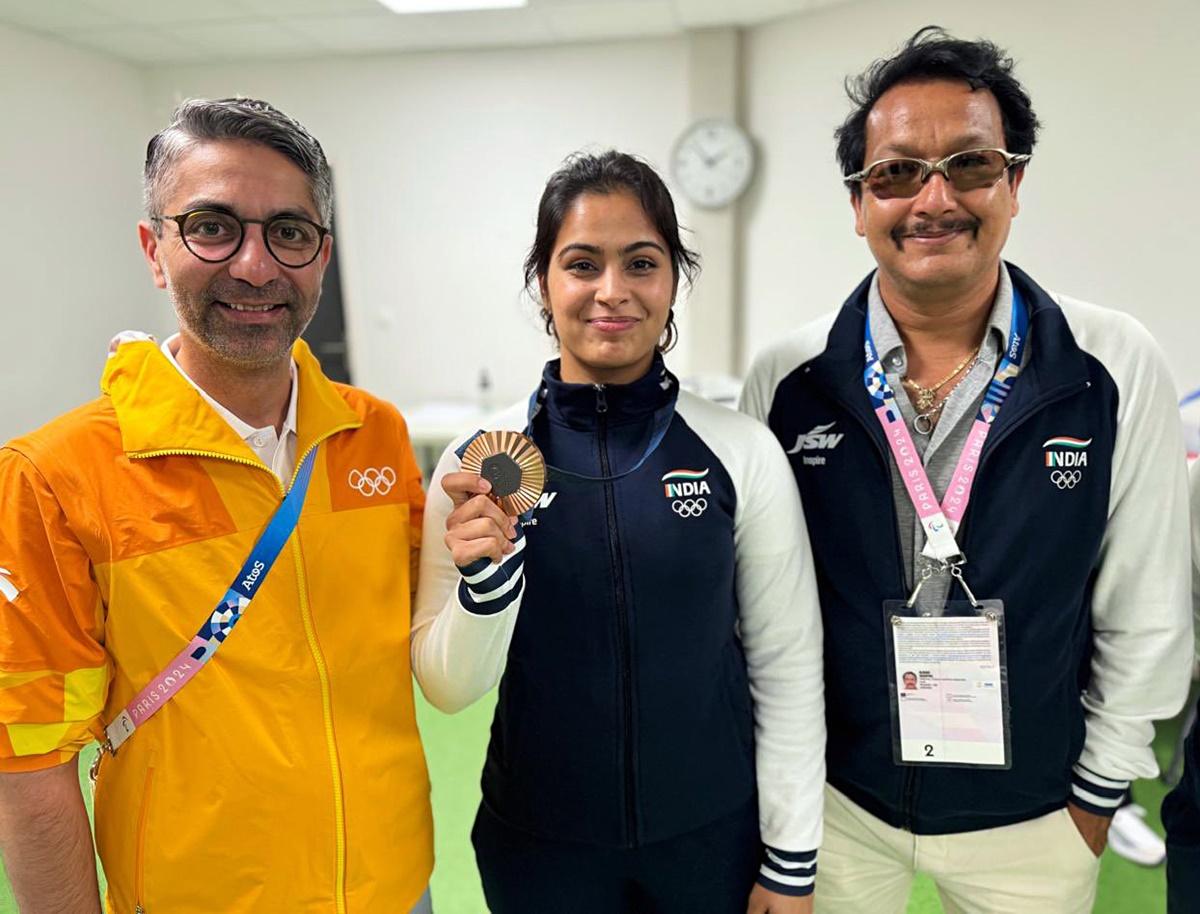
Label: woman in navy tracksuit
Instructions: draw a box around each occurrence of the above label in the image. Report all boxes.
[411,152,825,913]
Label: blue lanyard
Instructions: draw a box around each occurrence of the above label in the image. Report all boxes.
[104,446,319,754]
[524,380,676,484]
[194,445,319,653]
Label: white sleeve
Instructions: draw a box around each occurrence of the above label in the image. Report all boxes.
[738,313,837,427]
[410,437,524,714]
[678,399,824,896]
[738,351,775,425]
[738,434,825,890]
[1071,325,1194,811]
[675,394,825,892]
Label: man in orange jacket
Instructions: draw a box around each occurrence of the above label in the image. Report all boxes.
[0,98,436,913]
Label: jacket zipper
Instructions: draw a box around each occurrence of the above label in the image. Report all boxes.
[827,393,924,828]
[873,376,1087,829]
[129,428,356,914]
[595,385,638,847]
[129,448,264,471]
[286,432,354,914]
[909,382,1089,829]
[814,359,1089,831]
[290,537,348,914]
[134,764,155,913]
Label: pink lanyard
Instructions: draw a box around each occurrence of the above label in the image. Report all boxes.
[862,288,1028,565]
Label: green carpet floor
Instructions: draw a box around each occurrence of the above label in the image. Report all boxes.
[417,691,1188,914]
[0,688,1189,913]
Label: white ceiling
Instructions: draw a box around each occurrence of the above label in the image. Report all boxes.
[0,0,853,65]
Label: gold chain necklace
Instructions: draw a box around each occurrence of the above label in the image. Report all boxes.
[901,346,981,413]
[911,364,978,435]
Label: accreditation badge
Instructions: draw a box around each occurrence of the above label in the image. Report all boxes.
[460,430,547,516]
[883,600,1011,769]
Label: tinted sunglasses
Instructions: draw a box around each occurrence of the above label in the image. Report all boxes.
[846,148,1031,199]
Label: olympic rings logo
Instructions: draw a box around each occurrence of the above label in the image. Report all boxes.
[349,466,396,497]
[1050,470,1082,490]
[671,498,708,518]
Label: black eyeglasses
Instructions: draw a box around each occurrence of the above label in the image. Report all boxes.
[152,208,330,268]
[845,148,1031,200]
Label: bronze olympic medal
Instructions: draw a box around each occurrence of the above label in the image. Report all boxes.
[460,430,546,515]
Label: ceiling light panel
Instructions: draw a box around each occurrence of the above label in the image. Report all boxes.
[376,0,527,13]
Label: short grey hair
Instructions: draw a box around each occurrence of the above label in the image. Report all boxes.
[144,97,333,227]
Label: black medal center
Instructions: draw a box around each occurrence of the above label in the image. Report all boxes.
[480,454,522,497]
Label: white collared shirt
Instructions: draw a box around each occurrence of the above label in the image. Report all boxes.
[161,334,299,483]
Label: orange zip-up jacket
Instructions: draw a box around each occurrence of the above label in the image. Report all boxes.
[0,339,433,913]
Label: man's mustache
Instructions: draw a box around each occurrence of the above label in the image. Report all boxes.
[203,279,298,306]
[891,217,981,248]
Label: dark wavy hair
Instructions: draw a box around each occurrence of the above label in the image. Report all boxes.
[835,26,1040,196]
[523,150,700,354]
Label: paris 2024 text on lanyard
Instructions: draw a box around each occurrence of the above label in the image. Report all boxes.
[865,288,1027,769]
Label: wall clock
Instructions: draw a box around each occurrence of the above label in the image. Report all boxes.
[670,118,756,209]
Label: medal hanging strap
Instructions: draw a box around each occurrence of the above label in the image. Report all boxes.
[102,447,319,754]
[863,287,1028,562]
[524,384,676,484]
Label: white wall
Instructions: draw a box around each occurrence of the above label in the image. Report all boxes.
[0,23,164,443]
[6,1,1197,447]
[142,38,691,411]
[741,0,1200,394]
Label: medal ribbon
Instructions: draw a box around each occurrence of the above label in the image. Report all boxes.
[525,370,676,484]
[103,446,319,754]
[863,288,1028,562]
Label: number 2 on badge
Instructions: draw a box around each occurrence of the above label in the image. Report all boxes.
[924,744,934,757]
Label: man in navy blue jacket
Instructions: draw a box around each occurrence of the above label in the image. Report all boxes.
[742,27,1193,913]
[1164,461,1200,913]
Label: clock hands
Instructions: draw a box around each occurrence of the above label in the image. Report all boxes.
[707,147,730,167]
[672,119,754,208]
[689,139,730,169]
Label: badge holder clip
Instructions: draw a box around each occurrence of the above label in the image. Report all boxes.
[905,553,968,609]
[887,556,1012,770]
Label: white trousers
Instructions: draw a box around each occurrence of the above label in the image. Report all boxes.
[814,785,1101,914]
[409,887,433,913]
